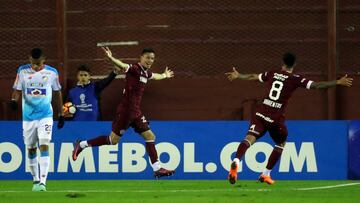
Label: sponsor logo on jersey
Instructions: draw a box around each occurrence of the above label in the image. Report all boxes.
[273,73,289,81]
[139,76,148,83]
[26,88,47,96]
[255,112,274,123]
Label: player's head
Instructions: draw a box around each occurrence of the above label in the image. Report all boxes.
[29,48,45,70]
[282,52,296,70]
[140,48,155,69]
[77,65,91,85]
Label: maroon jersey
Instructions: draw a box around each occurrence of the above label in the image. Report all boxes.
[119,63,153,117]
[257,70,313,122]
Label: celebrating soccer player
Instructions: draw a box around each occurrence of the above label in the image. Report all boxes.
[10,48,65,191]
[72,46,175,178]
[225,52,353,185]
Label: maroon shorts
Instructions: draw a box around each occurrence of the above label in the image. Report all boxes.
[247,112,288,144]
[111,111,150,136]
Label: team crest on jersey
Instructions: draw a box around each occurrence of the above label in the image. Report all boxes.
[42,76,49,82]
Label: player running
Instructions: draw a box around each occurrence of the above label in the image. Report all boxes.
[10,48,65,191]
[225,52,353,185]
[72,47,175,178]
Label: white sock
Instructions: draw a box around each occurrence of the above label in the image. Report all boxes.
[39,156,50,185]
[28,157,40,182]
[151,161,161,171]
[233,158,240,166]
[263,168,271,176]
[80,141,88,149]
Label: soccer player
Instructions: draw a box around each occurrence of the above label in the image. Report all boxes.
[225,52,353,185]
[72,47,175,178]
[10,48,65,191]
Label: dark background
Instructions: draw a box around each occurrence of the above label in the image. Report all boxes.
[0,0,359,120]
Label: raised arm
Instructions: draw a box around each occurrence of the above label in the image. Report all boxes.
[94,69,118,93]
[310,74,353,89]
[151,67,174,80]
[225,67,259,82]
[102,46,130,71]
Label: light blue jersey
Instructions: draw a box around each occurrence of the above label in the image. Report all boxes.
[13,64,61,121]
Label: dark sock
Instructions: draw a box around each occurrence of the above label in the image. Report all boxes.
[87,135,110,147]
[266,146,284,170]
[145,142,158,164]
[235,140,251,159]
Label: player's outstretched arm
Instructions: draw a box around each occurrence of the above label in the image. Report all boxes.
[225,67,259,81]
[151,67,174,80]
[310,74,353,89]
[101,46,130,71]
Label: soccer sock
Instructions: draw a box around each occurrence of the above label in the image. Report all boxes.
[265,145,284,171]
[79,141,88,148]
[39,150,50,185]
[151,161,161,171]
[87,135,110,147]
[263,168,272,176]
[232,158,240,166]
[235,139,251,159]
[28,152,40,182]
[145,141,160,170]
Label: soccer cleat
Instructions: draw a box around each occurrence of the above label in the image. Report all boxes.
[258,174,275,185]
[72,140,83,161]
[32,181,40,192]
[228,161,238,184]
[38,183,46,191]
[154,168,175,179]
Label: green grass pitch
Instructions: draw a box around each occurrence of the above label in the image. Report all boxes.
[0,180,359,203]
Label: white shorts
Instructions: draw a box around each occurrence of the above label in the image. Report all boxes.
[23,117,53,148]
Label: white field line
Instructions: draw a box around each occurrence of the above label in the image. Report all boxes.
[294,182,360,191]
[0,183,359,193]
[0,188,269,193]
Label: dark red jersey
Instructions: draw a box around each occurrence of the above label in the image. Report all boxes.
[119,63,153,116]
[257,70,313,121]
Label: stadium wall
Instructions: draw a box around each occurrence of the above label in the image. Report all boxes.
[1,120,357,180]
[1,0,359,121]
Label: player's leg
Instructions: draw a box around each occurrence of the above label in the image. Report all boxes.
[72,112,127,161]
[73,132,121,160]
[258,123,288,185]
[228,117,265,184]
[134,116,175,178]
[37,117,54,191]
[23,120,41,191]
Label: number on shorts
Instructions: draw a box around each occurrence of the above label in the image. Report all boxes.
[45,124,52,132]
[250,124,256,131]
[141,116,147,123]
[269,81,284,101]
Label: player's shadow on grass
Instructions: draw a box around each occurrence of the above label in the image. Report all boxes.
[65,193,86,198]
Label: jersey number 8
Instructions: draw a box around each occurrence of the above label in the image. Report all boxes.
[269,81,284,101]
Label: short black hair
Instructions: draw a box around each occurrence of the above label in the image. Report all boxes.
[282,52,296,67]
[31,48,43,59]
[77,65,91,73]
[141,48,155,55]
